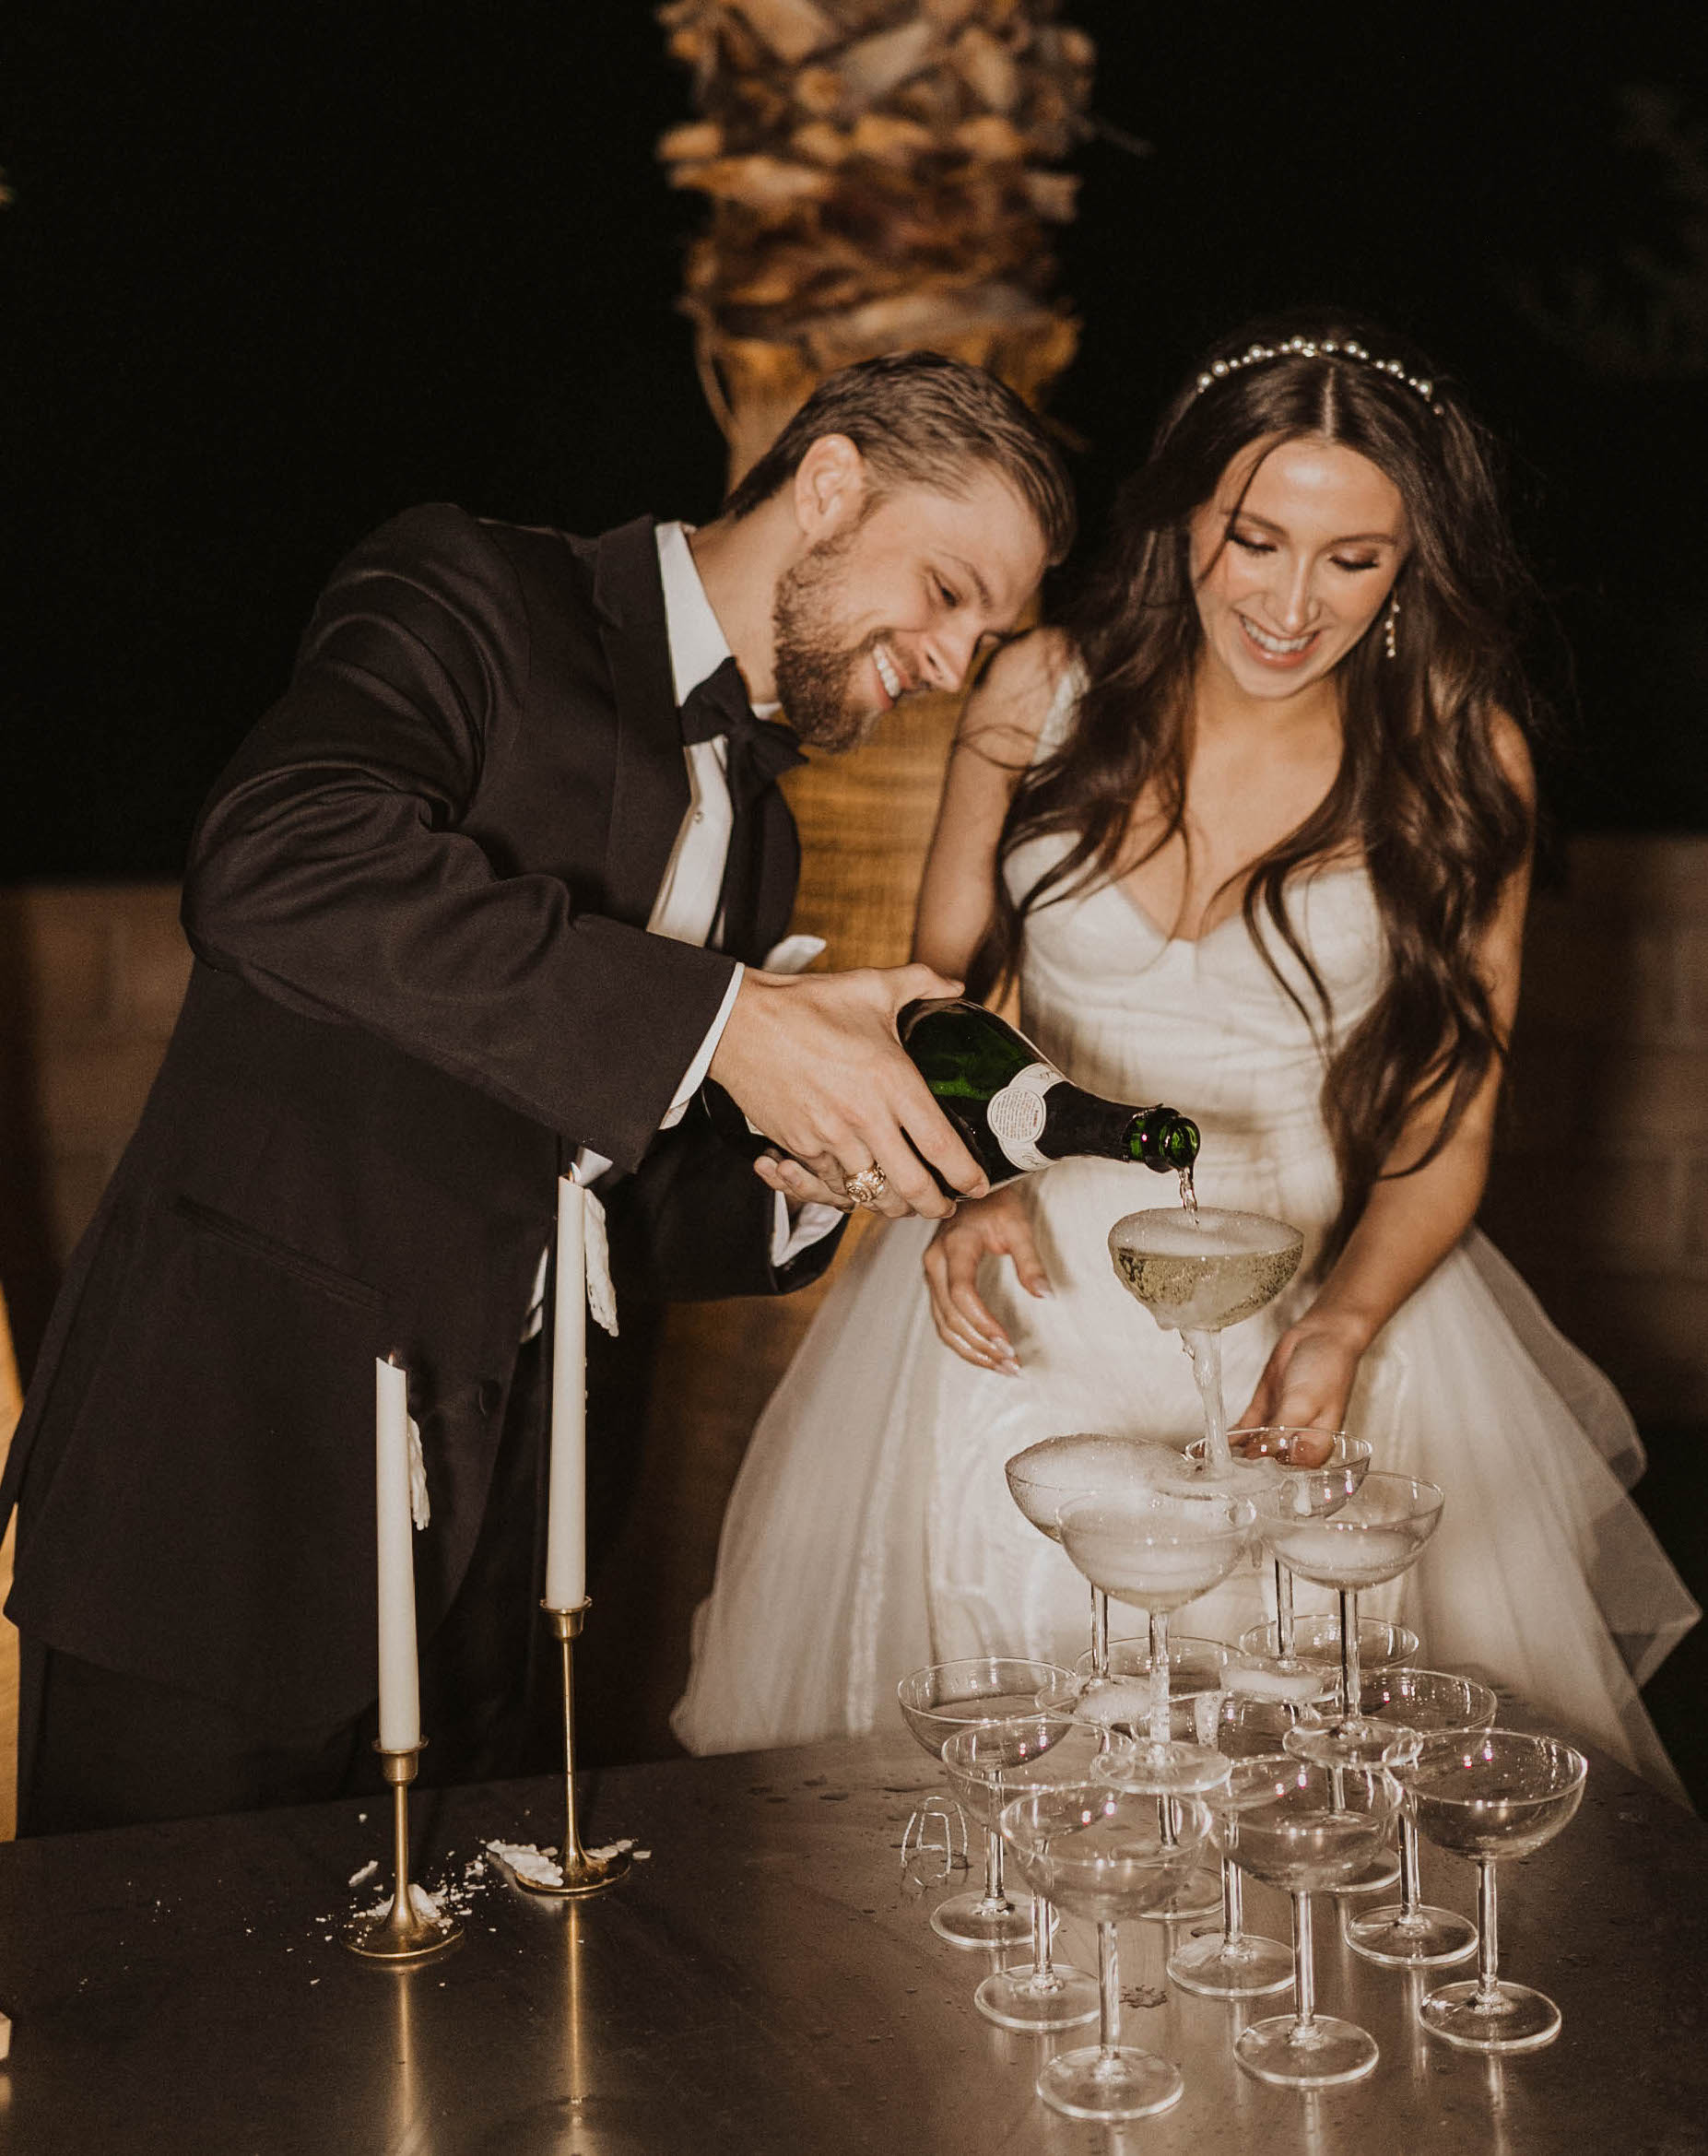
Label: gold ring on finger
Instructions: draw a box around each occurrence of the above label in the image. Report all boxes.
[844,1164,889,1208]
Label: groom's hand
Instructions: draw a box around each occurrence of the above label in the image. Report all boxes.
[709,964,989,1220]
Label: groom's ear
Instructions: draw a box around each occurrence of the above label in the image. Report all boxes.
[791,433,868,543]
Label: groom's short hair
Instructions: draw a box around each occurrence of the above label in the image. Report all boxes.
[723,351,1076,565]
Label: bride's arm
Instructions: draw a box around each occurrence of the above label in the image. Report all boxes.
[1237,716,1536,1435]
[913,630,1070,1372]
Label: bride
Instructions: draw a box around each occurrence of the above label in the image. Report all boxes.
[675,316,1699,1797]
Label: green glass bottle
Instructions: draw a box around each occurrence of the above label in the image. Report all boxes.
[897,997,1200,1193]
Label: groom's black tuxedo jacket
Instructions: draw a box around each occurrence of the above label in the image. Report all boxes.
[1,505,838,1732]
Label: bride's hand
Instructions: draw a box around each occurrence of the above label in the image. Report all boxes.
[1235,1314,1367,1439]
[922,1185,1050,1375]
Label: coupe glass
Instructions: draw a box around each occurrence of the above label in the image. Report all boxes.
[1164,1689,1317,1999]
[1054,1638,1227,1922]
[1000,1783,1212,2122]
[1109,1207,1304,1476]
[1397,1729,1587,2051]
[896,1658,1072,1949]
[1265,1471,1444,1769]
[941,1719,1108,2032]
[1057,1488,1256,1795]
[1342,1668,1499,1967]
[1238,1611,1419,1683]
[1213,1754,1404,2088]
[1005,1433,1176,1695]
[1216,1427,1372,1670]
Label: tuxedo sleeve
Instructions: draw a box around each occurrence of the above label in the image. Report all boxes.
[183,504,736,1173]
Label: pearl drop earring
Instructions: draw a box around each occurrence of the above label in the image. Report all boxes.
[1384,593,1400,661]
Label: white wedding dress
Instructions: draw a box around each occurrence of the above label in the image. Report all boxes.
[675,702,1700,1799]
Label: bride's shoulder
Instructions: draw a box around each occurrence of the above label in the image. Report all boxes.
[957,626,1080,764]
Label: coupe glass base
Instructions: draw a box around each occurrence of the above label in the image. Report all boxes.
[929,1890,1033,1950]
[1235,2011,1380,2088]
[974,1962,1100,2032]
[1346,1901,1478,1968]
[1096,1738,1232,1797]
[1167,1926,1294,1998]
[1036,2044,1184,2122]
[1419,1977,1563,2052]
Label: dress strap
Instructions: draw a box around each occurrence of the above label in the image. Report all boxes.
[1031,652,1085,767]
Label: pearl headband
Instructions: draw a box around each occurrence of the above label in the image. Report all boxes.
[1193,335,1443,415]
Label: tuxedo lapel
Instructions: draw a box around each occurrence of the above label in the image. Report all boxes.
[589,517,691,927]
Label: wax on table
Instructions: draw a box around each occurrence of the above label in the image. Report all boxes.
[545,1175,588,1611]
[374,1355,420,1753]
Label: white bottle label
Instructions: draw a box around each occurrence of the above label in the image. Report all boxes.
[985,1062,1062,1173]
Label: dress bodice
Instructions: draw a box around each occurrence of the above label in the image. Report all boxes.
[1004,825,1386,1260]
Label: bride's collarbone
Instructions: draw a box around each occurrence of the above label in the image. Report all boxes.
[1112,820,1365,945]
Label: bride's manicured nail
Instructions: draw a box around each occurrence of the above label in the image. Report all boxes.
[999,1357,1023,1378]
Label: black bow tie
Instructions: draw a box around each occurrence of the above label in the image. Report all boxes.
[678,656,806,959]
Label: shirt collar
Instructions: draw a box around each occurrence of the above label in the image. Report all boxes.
[654,520,783,720]
[654,521,733,708]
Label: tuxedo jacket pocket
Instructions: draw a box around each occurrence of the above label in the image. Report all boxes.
[169,1195,390,1316]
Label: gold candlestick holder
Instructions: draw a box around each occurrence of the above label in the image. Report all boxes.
[514,1598,630,1898]
[343,1740,465,1962]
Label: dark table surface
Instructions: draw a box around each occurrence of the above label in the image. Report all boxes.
[0,1724,1702,2155]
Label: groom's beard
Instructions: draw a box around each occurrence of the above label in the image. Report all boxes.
[770,524,887,754]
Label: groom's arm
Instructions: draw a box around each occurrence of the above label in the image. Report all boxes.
[183,505,732,1174]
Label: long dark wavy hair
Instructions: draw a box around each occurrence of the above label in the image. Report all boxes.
[972,315,1539,1264]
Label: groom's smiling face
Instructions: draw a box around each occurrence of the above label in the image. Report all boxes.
[771,468,1047,751]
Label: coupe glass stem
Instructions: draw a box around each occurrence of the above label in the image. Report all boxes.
[1030,1891,1057,1982]
[983,1827,1011,1914]
[1337,1589,1362,1723]
[1222,1853,1245,1946]
[1148,1608,1172,1750]
[1090,1585,1110,1679]
[1474,1860,1502,2008]
[1274,1560,1296,1662]
[1397,1807,1424,1923]
[1290,1891,1318,2039]
[1096,1919,1122,2062]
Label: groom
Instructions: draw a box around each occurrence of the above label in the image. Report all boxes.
[3,351,1075,1832]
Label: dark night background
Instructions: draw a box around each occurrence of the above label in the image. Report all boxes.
[1,0,1703,878]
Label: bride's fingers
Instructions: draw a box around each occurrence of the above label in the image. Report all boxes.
[1000,1219,1052,1300]
[932,1304,1006,1369]
[924,1241,1019,1371]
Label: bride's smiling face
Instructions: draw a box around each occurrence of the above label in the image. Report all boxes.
[1188,436,1408,701]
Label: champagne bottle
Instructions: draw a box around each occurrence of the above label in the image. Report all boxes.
[897,996,1200,1192]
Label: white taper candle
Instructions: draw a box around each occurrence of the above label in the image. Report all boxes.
[545,1175,588,1610]
[374,1354,421,1752]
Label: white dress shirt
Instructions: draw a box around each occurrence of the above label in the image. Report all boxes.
[523,522,836,1331]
